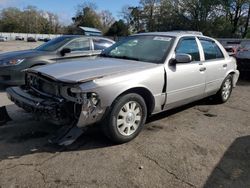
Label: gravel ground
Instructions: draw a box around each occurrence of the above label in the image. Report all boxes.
[0,42,249,188]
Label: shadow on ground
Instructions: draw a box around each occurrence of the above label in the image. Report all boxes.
[0,113,114,161]
[0,95,222,162]
[204,136,250,188]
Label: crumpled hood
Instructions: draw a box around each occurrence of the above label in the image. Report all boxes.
[0,49,49,62]
[30,57,157,83]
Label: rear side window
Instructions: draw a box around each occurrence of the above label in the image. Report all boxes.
[93,39,113,50]
[176,38,200,61]
[200,39,224,60]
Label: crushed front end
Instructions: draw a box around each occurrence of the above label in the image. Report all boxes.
[6,71,105,128]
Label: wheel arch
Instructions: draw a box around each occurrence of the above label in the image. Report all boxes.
[226,70,239,87]
[115,87,155,116]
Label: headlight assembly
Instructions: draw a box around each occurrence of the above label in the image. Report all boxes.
[1,59,25,66]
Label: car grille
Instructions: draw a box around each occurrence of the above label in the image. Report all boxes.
[27,74,59,97]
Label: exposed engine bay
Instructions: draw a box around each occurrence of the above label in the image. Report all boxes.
[7,72,105,128]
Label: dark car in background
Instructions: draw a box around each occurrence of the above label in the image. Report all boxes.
[15,36,24,41]
[38,37,51,42]
[27,37,37,42]
[236,42,250,74]
[0,35,115,85]
[44,38,51,42]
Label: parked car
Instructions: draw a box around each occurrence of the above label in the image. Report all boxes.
[6,32,239,143]
[27,37,37,42]
[0,35,115,85]
[38,37,51,42]
[0,36,7,42]
[44,38,51,42]
[15,36,24,41]
[235,42,250,73]
[224,45,239,57]
[37,37,45,41]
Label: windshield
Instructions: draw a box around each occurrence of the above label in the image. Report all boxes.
[101,35,174,64]
[36,36,72,51]
[240,42,250,51]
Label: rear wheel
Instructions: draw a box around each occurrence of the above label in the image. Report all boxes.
[215,74,233,103]
[103,93,147,144]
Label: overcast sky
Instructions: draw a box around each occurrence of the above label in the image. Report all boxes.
[0,0,140,25]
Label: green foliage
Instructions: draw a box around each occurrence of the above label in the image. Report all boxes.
[106,20,130,36]
[0,6,62,34]
[73,7,102,29]
[1,0,250,37]
[120,0,250,38]
[69,2,115,35]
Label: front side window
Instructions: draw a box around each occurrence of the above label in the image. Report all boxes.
[199,39,224,60]
[176,38,200,61]
[64,38,90,51]
[36,36,72,51]
[102,35,174,64]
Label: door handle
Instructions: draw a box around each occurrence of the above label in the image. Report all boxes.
[199,67,206,72]
[223,64,228,68]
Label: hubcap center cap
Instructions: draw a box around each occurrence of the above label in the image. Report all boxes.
[126,112,135,124]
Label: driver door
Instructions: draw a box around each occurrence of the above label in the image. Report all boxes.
[165,37,206,109]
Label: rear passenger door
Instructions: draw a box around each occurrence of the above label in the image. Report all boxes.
[165,37,206,109]
[198,38,227,95]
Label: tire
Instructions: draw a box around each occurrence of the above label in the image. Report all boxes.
[103,93,147,144]
[215,74,233,103]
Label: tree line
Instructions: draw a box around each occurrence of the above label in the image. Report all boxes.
[1,0,250,38]
[0,6,62,34]
[119,0,250,38]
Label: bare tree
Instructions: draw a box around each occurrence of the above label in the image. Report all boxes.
[99,10,115,32]
[243,1,250,37]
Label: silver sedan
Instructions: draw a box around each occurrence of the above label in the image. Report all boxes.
[7,31,239,143]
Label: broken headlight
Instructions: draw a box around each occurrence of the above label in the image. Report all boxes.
[87,93,99,106]
[70,87,99,105]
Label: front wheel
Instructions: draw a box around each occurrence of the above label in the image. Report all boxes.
[215,74,233,103]
[103,93,147,144]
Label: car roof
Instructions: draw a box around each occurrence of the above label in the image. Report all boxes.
[134,31,214,39]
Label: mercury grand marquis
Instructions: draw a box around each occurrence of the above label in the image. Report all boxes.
[6,32,240,143]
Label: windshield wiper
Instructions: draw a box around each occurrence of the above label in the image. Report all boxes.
[117,56,140,61]
[100,54,140,61]
[100,53,113,58]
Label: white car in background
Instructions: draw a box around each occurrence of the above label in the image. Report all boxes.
[0,36,7,42]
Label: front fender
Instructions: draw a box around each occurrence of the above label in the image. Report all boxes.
[78,65,165,110]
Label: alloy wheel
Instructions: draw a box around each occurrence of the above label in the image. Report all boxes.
[116,101,142,136]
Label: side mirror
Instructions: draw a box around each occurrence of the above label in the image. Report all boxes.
[174,53,192,64]
[60,48,71,56]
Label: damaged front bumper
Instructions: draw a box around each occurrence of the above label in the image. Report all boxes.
[6,87,106,128]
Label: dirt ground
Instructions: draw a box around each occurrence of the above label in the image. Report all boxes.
[0,41,249,188]
[0,41,43,53]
